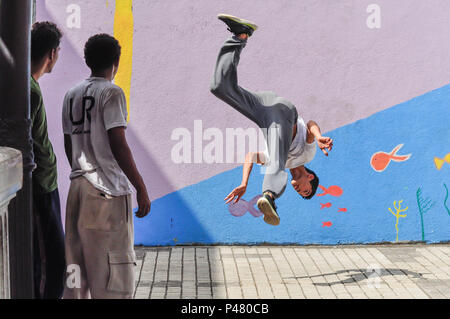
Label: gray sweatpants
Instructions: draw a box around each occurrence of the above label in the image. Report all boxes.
[210,36,298,199]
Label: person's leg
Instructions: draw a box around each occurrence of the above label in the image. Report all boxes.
[210,36,267,127]
[34,188,66,299]
[255,114,294,225]
[261,114,296,200]
[77,178,135,299]
[32,194,44,298]
[63,178,90,299]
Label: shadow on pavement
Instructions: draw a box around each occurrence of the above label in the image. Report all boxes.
[290,268,427,286]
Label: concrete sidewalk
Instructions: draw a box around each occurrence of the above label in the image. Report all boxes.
[133,244,449,299]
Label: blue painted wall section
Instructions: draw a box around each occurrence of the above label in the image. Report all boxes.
[134,85,450,246]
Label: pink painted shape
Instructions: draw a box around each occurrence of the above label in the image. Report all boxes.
[228,195,263,218]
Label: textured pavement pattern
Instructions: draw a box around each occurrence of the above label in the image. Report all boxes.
[133,244,450,299]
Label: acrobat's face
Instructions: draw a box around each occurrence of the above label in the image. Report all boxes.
[290,173,314,198]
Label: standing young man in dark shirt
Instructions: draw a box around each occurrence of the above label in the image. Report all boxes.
[30,21,65,299]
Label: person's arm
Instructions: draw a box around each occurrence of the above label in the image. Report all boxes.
[62,93,72,167]
[29,90,42,172]
[30,91,40,126]
[224,151,265,204]
[306,120,333,156]
[64,134,72,167]
[108,126,151,218]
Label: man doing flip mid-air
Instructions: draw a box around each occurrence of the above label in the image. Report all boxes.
[210,14,333,226]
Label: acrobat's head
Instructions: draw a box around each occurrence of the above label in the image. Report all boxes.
[290,166,319,199]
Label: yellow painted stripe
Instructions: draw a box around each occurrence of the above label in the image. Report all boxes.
[113,0,133,122]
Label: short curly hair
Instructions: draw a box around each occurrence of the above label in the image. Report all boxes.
[302,167,319,200]
[84,33,121,72]
[31,21,62,62]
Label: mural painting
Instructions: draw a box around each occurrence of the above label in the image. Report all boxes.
[35,0,450,245]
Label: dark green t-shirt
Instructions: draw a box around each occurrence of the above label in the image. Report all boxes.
[30,76,57,193]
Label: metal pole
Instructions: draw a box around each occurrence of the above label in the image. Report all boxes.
[0,0,34,298]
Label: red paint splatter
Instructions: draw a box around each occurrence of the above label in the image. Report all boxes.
[320,202,332,209]
[316,185,343,197]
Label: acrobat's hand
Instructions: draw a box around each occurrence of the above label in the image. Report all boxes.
[317,136,333,156]
[224,184,247,204]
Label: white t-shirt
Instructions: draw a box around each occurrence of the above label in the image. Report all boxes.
[261,117,317,169]
[62,77,132,196]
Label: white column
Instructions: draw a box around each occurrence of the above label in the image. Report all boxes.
[0,147,23,299]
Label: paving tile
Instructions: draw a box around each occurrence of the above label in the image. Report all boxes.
[135,245,450,300]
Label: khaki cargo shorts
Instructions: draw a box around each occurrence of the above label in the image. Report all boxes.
[63,177,136,299]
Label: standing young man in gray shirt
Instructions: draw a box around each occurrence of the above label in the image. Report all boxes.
[211,14,333,226]
[62,34,150,298]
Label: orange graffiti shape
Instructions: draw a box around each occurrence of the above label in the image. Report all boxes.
[316,185,343,197]
[320,202,332,209]
[370,144,411,172]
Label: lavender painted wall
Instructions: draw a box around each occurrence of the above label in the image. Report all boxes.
[35,0,450,244]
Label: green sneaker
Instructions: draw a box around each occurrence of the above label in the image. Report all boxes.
[257,193,280,226]
[217,13,258,37]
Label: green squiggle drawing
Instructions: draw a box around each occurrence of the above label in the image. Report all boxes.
[444,183,450,216]
[416,188,434,242]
